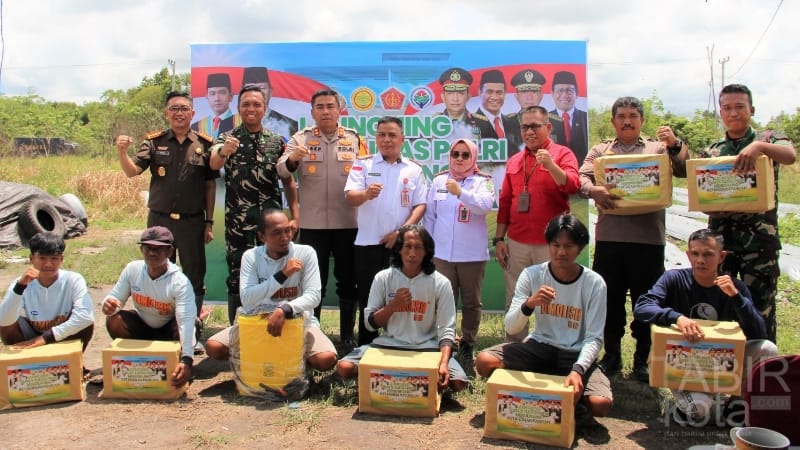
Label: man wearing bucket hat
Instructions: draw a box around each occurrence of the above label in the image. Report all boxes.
[240,67,298,140]
[103,226,197,387]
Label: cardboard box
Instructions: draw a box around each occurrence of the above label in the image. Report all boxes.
[0,339,84,410]
[484,369,575,448]
[687,155,775,213]
[358,347,441,417]
[594,153,672,215]
[101,338,185,399]
[233,314,305,397]
[649,320,745,394]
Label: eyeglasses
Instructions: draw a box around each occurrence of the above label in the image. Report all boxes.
[450,151,471,160]
[520,123,546,132]
[167,105,191,113]
[554,87,577,95]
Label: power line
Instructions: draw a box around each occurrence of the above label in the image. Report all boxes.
[729,0,783,78]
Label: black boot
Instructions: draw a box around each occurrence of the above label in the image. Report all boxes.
[633,348,650,383]
[339,300,357,353]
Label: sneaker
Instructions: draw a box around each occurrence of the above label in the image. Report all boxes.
[193,341,205,355]
[598,353,622,376]
[632,355,650,383]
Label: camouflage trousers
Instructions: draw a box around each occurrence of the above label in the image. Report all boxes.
[224,217,260,295]
[712,222,780,343]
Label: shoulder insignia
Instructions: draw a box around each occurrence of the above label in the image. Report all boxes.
[548,112,562,122]
[434,169,449,177]
[474,170,492,178]
[600,139,613,144]
[504,112,518,119]
[195,131,213,142]
[357,154,374,160]
[472,112,488,121]
[406,158,423,167]
[146,129,167,140]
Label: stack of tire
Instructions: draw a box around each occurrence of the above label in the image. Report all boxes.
[16,193,87,241]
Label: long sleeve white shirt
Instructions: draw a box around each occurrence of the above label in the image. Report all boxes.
[105,261,196,359]
[1,270,94,342]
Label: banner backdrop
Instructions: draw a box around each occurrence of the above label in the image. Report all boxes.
[191,40,588,309]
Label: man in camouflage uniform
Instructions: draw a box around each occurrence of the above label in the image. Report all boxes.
[116,91,217,330]
[210,85,299,324]
[277,89,367,351]
[437,67,487,141]
[701,84,796,343]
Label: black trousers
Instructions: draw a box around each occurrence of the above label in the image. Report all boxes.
[354,244,392,346]
[299,228,357,324]
[593,241,664,359]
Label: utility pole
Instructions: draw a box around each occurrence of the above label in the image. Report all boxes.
[168,59,176,91]
[707,45,720,139]
[719,56,730,90]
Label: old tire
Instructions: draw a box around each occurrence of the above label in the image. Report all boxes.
[17,198,66,239]
[58,193,88,226]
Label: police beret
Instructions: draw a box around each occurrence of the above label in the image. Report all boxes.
[510,69,545,91]
[480,69,505,87]
[439,67,472,91]
[207,73,231,90]
[242,67,270,86]
[552,70,578,88]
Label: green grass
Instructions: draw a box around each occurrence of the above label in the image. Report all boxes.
[3,154,800,432]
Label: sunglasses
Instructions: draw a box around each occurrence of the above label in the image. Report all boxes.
[450,151,471,160]
[520,123,546,132]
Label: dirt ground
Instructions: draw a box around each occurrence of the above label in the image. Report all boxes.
[0,266,736,449]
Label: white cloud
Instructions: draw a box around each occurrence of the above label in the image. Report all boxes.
[0,0,796,121]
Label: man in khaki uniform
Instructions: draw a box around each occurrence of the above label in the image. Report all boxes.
[277,89,367,352]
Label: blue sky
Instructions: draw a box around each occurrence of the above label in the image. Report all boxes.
[0,0,796,122]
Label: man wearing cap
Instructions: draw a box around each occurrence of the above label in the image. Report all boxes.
[115,91,218,350]
[240,66,298,140]
[437,67,483,141]
[277,89,366,352]
[474,69,524,158]
[506,69,547,157]
[192,73,241,139]
[549,71,589,165]
[210,85,299,325]
[103,226,197,388]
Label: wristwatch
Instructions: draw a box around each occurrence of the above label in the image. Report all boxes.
[492,237,505,246]
[216,146,228,158]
